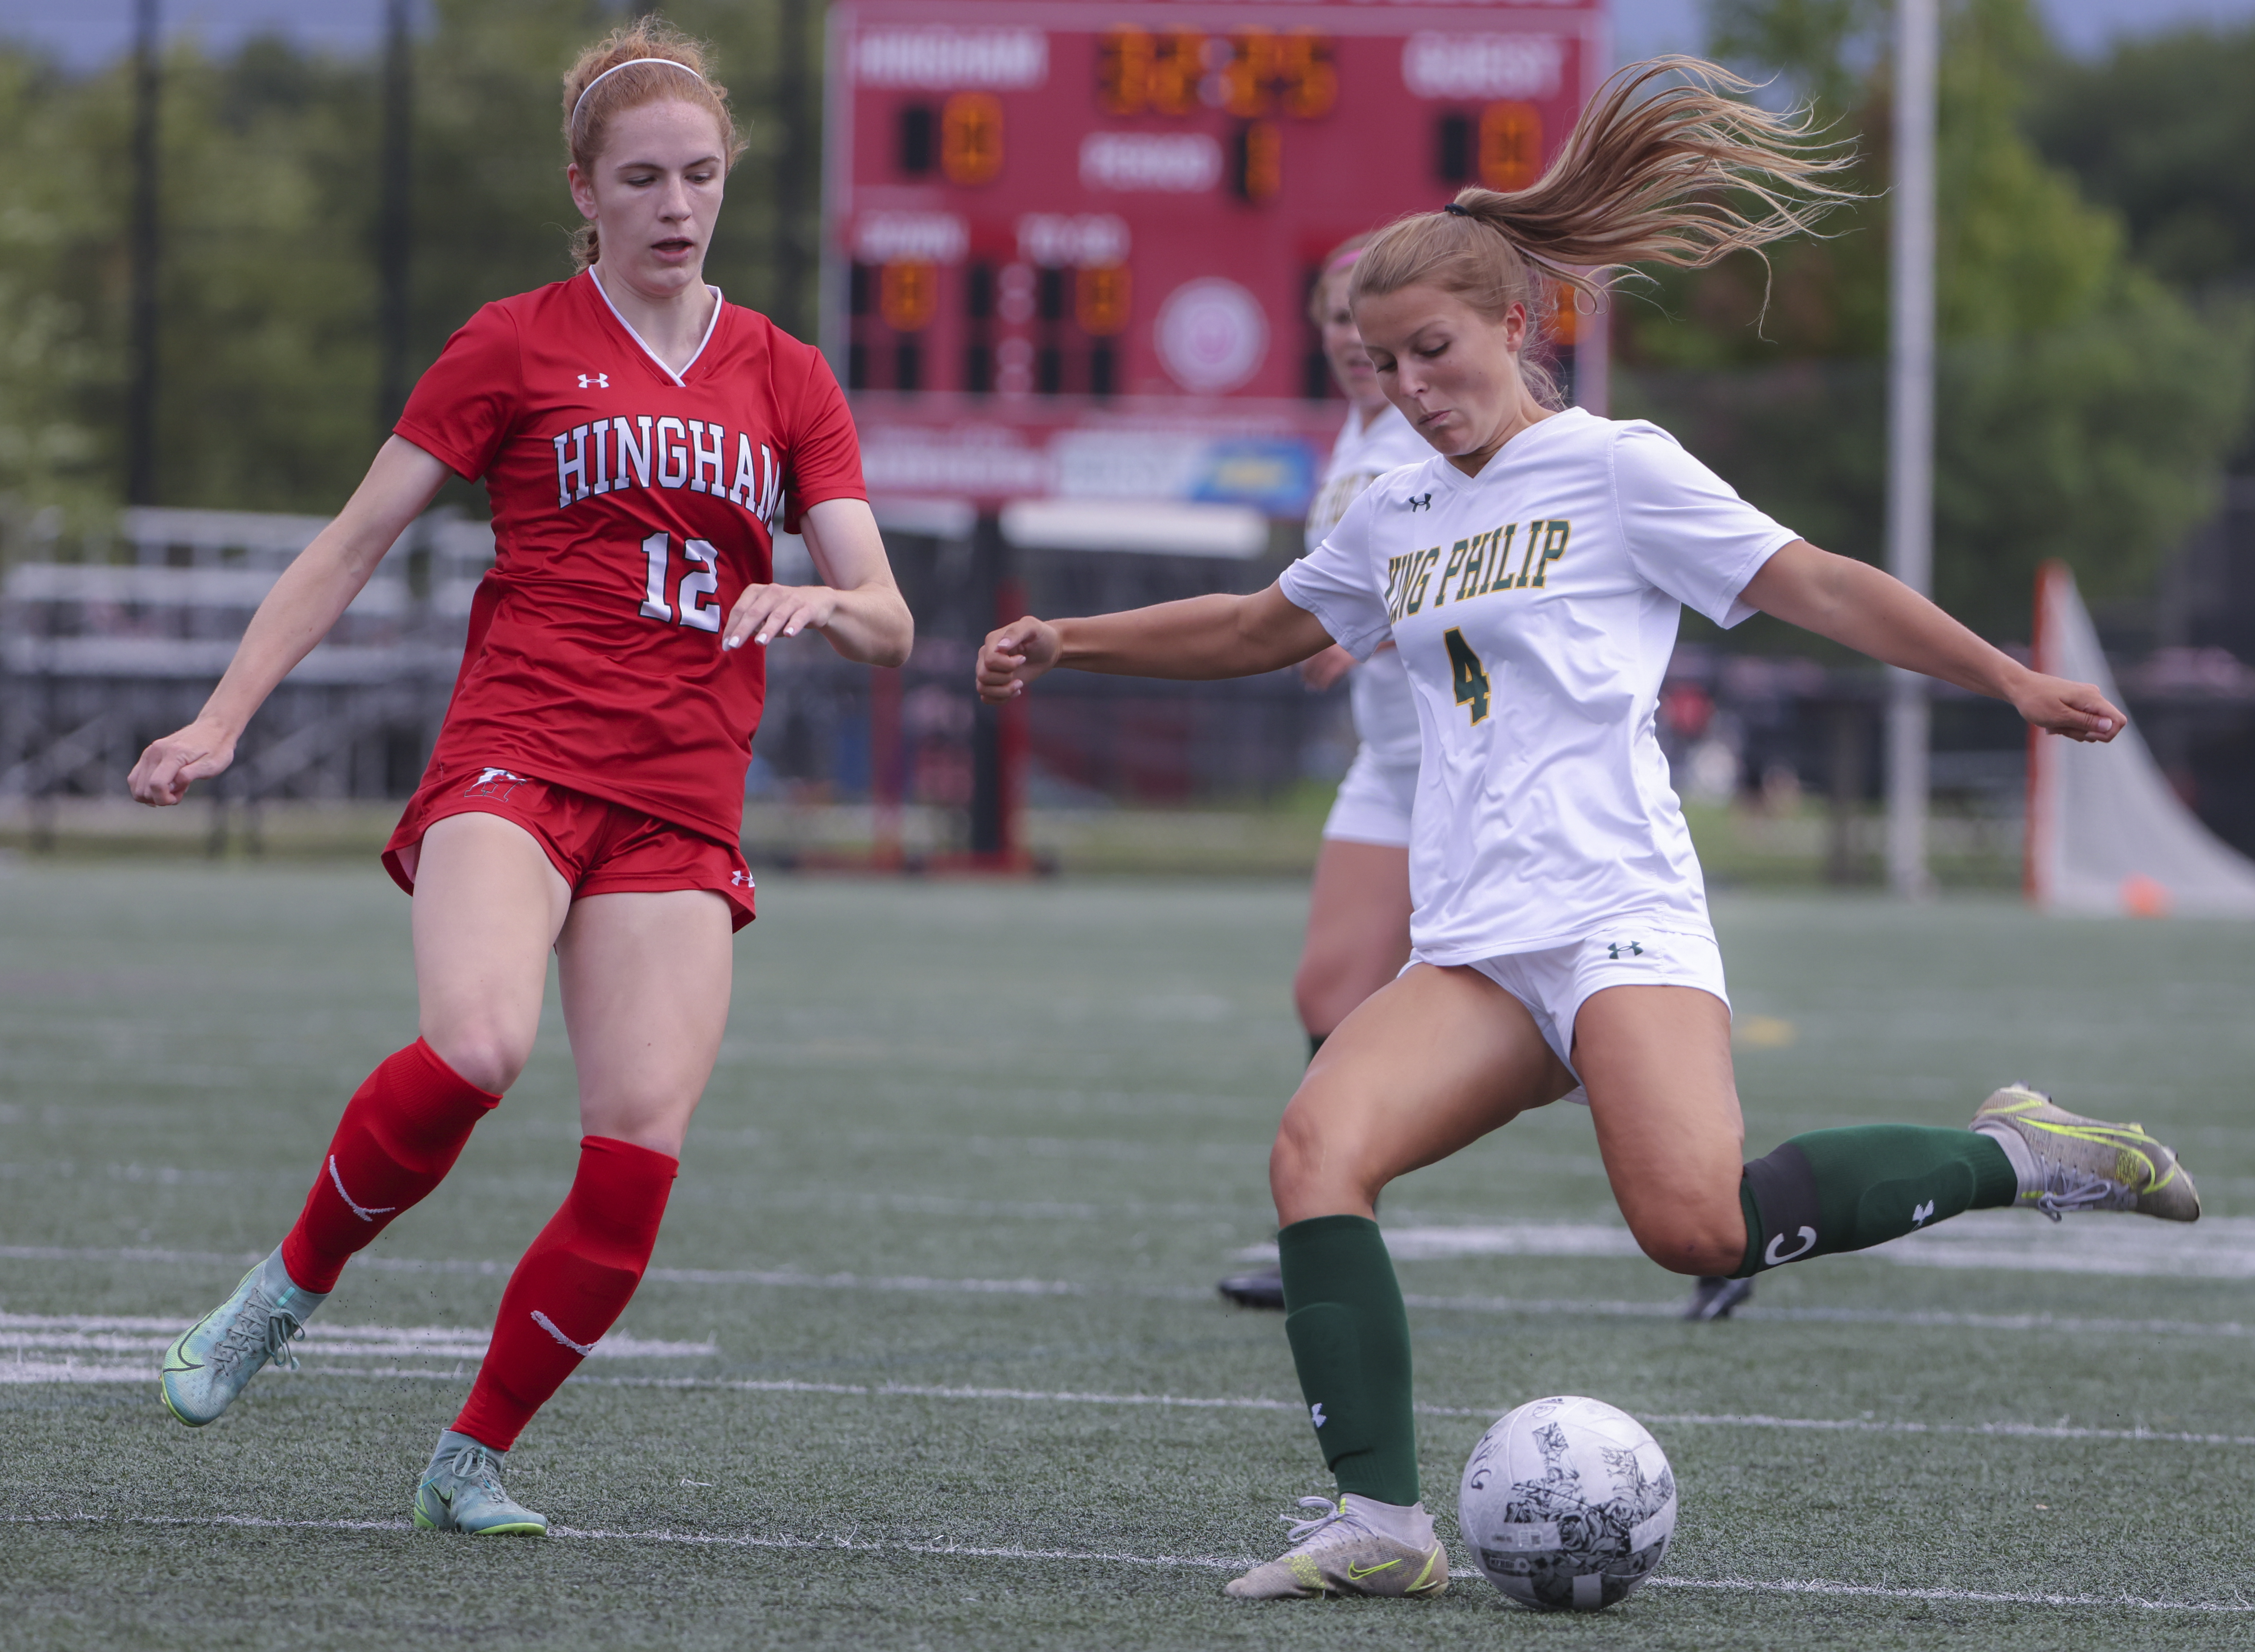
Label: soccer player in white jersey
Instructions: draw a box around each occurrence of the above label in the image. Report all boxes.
[1219,235,1436,1312]
[978,61,2199,1601]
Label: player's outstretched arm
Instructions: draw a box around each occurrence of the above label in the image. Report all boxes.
[127,436,451,807]
[1741,539,2124,744]
[975,584,1335,704]
[721,497,912,667]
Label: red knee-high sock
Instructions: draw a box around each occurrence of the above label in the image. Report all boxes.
[452,1137,678,1451]
[279,1039,500,1294]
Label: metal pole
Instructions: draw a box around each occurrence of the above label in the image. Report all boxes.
[966,513,1010,861]
[776,0,812,338]
[1573,0,1611,419]
[1885,0,1938,899]
[375,0,413,433]
[126,0,161,506]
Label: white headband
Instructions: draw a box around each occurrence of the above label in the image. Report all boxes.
[571,58,703,127]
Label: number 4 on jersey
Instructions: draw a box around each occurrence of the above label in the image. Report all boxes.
[1444,627,1492,725]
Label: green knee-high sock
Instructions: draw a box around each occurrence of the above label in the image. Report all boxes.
[1733,1126,2017,1279]
[1277,1214,1418,1506]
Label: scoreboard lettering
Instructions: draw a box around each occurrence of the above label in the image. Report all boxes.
[826,0,1608,518]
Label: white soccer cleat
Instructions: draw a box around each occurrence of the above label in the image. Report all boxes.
[1224,1494,1449,1600]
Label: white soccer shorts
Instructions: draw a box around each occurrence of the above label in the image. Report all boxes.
[1321,745,1417,848]
[1448,925,1731,1106]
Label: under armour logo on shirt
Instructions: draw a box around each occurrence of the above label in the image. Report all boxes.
[578,372,610,389]
[1407,493,1432,511]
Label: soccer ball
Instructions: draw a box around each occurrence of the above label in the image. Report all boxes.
[1457,1395,1677,1611]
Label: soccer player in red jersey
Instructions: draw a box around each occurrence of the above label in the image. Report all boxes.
[126,21,912,1534]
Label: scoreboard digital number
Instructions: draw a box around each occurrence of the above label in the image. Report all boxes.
[826,0,1609,516]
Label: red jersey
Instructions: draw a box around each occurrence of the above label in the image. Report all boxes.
[393,271,865,844]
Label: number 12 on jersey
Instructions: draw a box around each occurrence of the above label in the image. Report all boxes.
[639,531,723,633]
[1444,627,1492,725]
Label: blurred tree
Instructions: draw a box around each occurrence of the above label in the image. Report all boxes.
[1619,0,2253,642]
[2024,24,2255,296]
[0,1,818,530]
[158,40,387,513]
[0,51,123,531]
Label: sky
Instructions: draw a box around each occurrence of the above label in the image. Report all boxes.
[3,0,2254,72]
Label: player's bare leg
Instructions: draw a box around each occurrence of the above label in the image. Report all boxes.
[557,888,734,1158]
[1573,986,1748,1278]
[419,886,732,1534]
[1579,986,2189,1319]
[161,813,565,1430]
[1291,842,1414,1048]
[1223,841,1416,1311]
[411,812,573,1093]
[1227,966,1573,1598]
[1568,986,1760,1318]
[1272,965,1574,1227]
[398,814,574,1535]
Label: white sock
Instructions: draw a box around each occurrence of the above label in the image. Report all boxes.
[1342,1493,1432,1546]
[1973,1122,2037,1199]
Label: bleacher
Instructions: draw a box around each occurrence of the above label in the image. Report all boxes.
[0,506,495,838]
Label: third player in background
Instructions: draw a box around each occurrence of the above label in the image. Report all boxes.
[1220,235,1437,1311]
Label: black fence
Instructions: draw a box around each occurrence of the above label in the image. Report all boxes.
[8,503,2253,864]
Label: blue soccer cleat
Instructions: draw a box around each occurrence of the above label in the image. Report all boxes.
[159,1248,328,1427]
[412,1432,549,1536]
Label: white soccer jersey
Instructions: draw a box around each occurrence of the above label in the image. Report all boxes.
[1277,408,1798,960]
[1306,405,1434,766]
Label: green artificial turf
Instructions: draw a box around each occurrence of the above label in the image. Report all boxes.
[2,863,2251,1650]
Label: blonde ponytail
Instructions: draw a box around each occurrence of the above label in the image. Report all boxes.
[1352,57,1858,403]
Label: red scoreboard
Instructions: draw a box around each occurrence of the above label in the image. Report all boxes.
[825,0,1609,521]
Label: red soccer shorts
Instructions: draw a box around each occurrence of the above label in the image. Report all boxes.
[383,764,755,929]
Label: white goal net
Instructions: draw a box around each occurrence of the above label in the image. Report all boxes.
[2026,561,2255,917]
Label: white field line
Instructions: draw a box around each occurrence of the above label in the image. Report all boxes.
[1248,1214,2255,1280]
[0,1312,712,1364]
[7,1353,2251,1451]
[18,1206,2249,1281]
[2,1513,2248,1613]
[10,1242,2255,1341]
[1397,1291,2255,1341]
[0,1245,1204,1302]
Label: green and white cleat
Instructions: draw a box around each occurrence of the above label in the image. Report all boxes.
[1972,1084,2200,1223]
[159,1247,327,1427]
[1224,1495,1449,1600]
[412,1432,548,1536]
